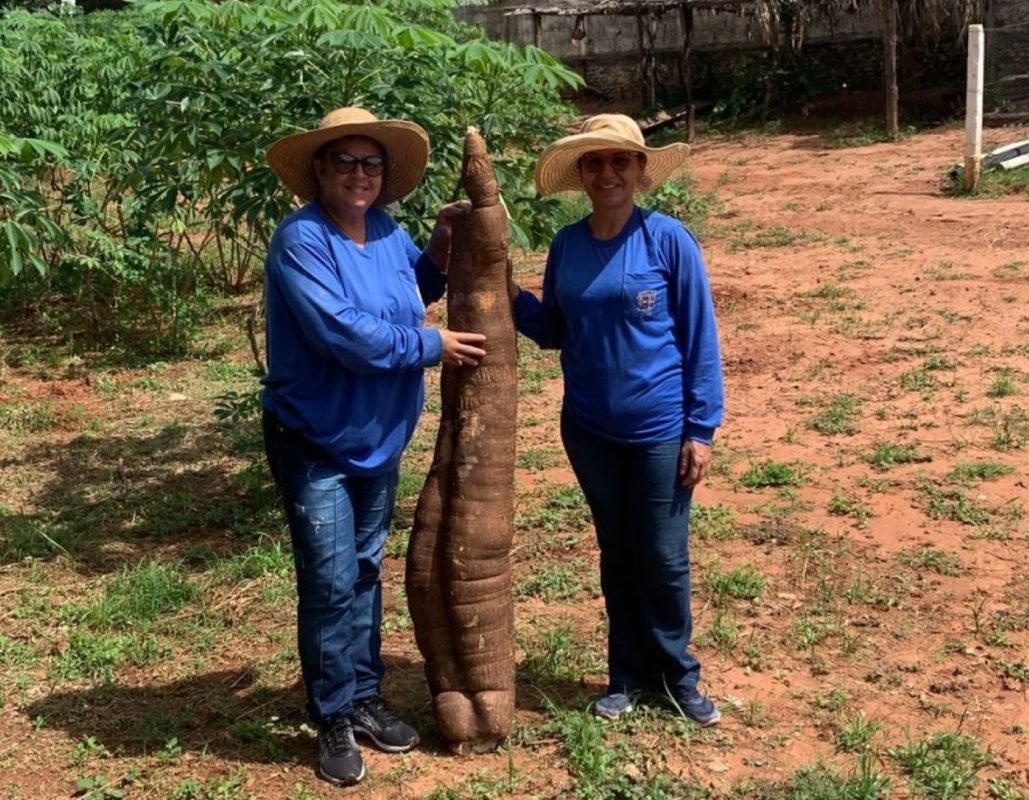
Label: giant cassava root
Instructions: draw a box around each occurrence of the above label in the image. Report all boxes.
[406,128,517,751]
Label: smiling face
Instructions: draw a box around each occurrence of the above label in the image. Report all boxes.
[313,135,385,221]
[577,148,646,214]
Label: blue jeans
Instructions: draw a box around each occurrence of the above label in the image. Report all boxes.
[561,411,701,699]
[263,411,397,724]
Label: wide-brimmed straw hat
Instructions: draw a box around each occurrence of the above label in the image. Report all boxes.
[534,113,690,196]
[267,107,429,205]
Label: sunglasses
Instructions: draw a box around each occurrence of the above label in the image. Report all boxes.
[578,152,641,174]
[323,152,386,177]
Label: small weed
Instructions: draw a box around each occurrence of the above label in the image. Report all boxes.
[705,564,766,605]
[690,503,739,540]
[695,610,738,654]
[808,394,860,435]
[923,260,972,281]
[890,731,992,799]
[997,659,1029,681]
[62,561,198,630]
[917,481,992,526]
[947,460,1013,483]
[986,372,1019,398]
[835,713,881,753]
[516,447,561,472]
[898,546,962,576]
[827,490,873,527]
[515,560,586,602]
[515,484,590,534]
[992,260,1028,280]
[740,460,806,489]
[727,225,825,252]
[989,406,1028,450]
[0,401,56,433]
[862,441,931,471]
[899,366,939,393]
[69,736,111,766]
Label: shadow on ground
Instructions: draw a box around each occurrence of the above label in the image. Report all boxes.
[22,655,591,764]
[0,419,278,576]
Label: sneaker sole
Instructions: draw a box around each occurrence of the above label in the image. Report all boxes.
[318,763,365,786]
[593,704,634,721]
[687,709,721,727]
[352,725,420,754]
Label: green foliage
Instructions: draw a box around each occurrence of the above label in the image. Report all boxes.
[808,394,860,435]
[690,503,740,540]
[740,460,806,489]
[62,560,198,629]
[706,564,766,605]
[862,441,932,471]
[646,175,721,237]
[890,732,993,799]
[0,0,580,354]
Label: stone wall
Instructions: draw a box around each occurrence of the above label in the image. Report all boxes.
[456,1,967,111]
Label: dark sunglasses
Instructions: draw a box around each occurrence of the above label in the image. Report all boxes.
[323,152,386,177]
[578,152,640,174]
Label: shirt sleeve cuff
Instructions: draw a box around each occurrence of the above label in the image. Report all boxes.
[685,423,716,445]
[420,328,443,367]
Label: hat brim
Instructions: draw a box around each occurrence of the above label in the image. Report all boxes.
[534,132,690,196]
[268,120,429,205]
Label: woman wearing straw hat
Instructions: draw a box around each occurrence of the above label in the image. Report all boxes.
[512,114,724,726]
[262,107,486,786]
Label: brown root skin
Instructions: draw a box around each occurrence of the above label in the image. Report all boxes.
[408,127,516,750]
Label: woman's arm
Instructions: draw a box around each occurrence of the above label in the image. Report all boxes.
[511,241,566,350]
[272,239,443,374]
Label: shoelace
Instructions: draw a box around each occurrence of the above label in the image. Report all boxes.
[323,719,355,755]
[357,697,399,729]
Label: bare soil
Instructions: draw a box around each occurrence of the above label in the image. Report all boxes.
[1,122,1027,798]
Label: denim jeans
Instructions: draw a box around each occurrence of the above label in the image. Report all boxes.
[560,411,701,699]
[263,411,398,723]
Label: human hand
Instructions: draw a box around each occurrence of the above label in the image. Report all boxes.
[439,329,486,367]
[427,201,472,271]
[679,439,712,489]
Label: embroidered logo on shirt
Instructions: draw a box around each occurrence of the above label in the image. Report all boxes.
[635,289,658,316]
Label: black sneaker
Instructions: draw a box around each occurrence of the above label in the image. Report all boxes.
[318,718,364,786]
[350,696,420,753]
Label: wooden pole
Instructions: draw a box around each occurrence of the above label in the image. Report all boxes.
[680,3,695,142]
[963,24,985,192]
[882,0,899,138]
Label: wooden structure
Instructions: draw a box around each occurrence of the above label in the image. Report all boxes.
[493,0,987,137]
[505,0,763,139]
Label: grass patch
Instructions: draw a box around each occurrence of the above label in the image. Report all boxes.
[515,483,590,534]
[890,731,992,799]
[947,460,1013,483]
[916,481,992,526]
[897,546,962,576]
[807,394,860,435]
[727,225,826,252]
[62,561,198,630]
[740,460,806,489]
[705,564,766,606]
[690,503,740,540]
[862,441,931,471]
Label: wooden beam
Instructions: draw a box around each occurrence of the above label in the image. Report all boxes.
[881,0,899,138]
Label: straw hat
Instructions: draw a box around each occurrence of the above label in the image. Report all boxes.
[267,107,429,205]
[534,114,690,196]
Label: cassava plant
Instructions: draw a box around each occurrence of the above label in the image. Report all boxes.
[0,0,581,353]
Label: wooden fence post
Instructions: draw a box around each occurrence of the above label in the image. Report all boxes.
[963,24,985,192]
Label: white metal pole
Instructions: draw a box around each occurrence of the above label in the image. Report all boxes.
[963,24,985,191]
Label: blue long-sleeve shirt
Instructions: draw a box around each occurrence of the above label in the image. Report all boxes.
[514,207,724,444]
[262,203,446,475]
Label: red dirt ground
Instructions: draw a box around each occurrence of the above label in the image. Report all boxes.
[1,122,1027,798]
